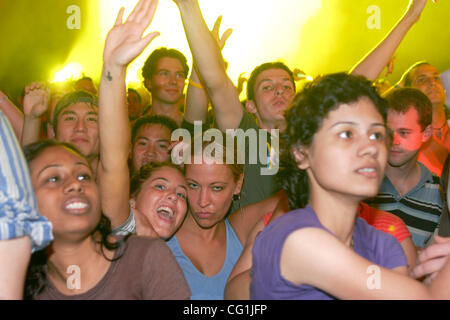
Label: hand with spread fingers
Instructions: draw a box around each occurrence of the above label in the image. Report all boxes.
[23,82,49,119]
[103,0,160,69]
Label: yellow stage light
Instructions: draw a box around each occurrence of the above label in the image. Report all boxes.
[51,62,83,83]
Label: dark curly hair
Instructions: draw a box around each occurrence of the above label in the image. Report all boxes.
[277,72,388,210]
[22,140,130,299]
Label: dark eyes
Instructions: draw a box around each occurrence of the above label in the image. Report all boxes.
[339,131,352,139]
[338,131,385,140]
[46,173,91,184]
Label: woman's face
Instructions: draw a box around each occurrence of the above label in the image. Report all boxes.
[185,160,243,229]
[296,97,388,203]
[29,146,101,241]
[132,166,187,239]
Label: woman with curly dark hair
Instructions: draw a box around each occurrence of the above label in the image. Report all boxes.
[250,72,450,299]
[23,140,190,300]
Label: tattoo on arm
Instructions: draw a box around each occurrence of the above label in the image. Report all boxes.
[106,71,113,81]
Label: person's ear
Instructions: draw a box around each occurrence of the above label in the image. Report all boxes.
[246,100,257,114]
[422,124,432,142]
[233,173,244,196]
[292,145,310,170]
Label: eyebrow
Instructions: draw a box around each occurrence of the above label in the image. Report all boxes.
[61,110,98,116]
[37,162,90,177]
[330,121,386,129]
[136,136,170,142]
[152,177,187,191]
[258,78,292,85]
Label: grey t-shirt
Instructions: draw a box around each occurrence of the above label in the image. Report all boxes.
[35,236,191,300]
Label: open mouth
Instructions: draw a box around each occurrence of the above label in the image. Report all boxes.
[157,206,174,220]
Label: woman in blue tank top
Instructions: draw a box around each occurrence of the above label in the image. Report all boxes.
[167,136,271,300]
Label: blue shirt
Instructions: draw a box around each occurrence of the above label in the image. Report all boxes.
[0,111,53,252]
[166,219,243,300]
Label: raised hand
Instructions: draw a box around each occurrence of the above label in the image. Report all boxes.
[405,0,437,23]
[23,82,49,118]
[210,16,233,51]
[103,0,160,68]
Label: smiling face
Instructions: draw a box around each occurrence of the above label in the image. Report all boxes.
[410,64,446,105]
[185,160,243,229]
[387,107,429,168]
[247,68,295,129]
[29,146,100,241]
[145,57,186,105]
[132,166,187,240]
[55,102,99,159]
[296,97,388,202]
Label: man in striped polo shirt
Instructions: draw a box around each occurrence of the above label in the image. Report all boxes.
[367,87,443,248]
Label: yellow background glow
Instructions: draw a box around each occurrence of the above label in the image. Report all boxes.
[53,0,322,88]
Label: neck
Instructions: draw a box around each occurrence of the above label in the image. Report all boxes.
[258,118,286,133]
[385,159,421,195]
[308,188,359,246]
[46,237,103,283]
[432,102,447,128]
[151,100,183,125]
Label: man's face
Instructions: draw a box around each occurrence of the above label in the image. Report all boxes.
[131,123,172,172]
[145,57,186,105]
[55,102,99,159]
[387,107,428,168]
[410,64,446,105]
[247,68,295,128]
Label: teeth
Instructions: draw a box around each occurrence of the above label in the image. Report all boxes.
[66,202,88,209]
[358,168,375,173]
[157,206,174,219]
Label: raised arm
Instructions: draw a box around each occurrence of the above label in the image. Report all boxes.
[350,0,436,81]
[173,0,243,130]
[21,82,49,147]
[184,16,232,125]
[98,0,160,227]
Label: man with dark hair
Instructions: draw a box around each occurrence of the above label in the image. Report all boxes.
[130,114,179,173]
[49,90,100,172]
[141,47,189,125]
[367,88,443,248]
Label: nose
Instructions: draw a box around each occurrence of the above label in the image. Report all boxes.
[391,132,401,146]
[358,136,379,158]
[74,119,87,132]
[64,176,84,194]
[198,188,210,208]
[144,143,156,157]
[166,189,178,203]
[275,83,284,96]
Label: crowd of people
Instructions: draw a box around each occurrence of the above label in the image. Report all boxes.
[1,0,450,300]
